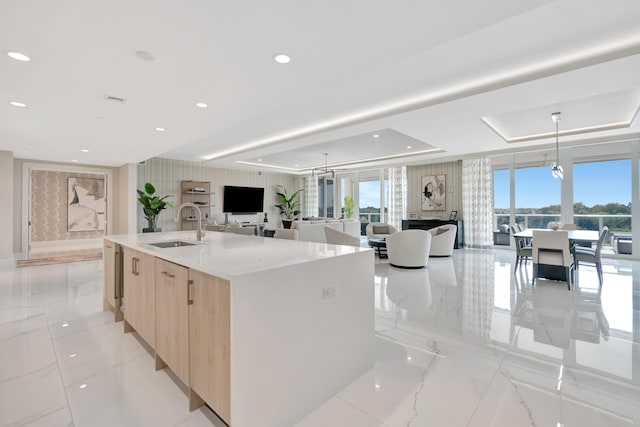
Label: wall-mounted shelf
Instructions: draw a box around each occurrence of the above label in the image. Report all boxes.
[181,180,212,230]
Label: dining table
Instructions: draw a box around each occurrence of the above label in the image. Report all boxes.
[512,228,600,246]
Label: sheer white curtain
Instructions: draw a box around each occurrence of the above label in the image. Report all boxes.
[304,176,318,218]
[387,166,407,229]
[462,158,494,248]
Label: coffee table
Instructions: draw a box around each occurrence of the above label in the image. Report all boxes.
[368,238,387,258]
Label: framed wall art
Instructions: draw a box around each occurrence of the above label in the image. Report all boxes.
[421,174,446,211]
[68,177,106,231]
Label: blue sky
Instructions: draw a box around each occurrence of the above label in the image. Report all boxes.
[494,159,631,209]
[359,181,381,208]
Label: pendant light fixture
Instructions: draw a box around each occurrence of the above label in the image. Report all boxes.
[551,111,563,179]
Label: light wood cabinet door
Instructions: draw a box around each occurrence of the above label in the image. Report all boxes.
[123,248,156,348]
[188,270,231,424]
[103,241,122,321]
[136,252,155,348]
[123,247,139,330]
[155,258,190,385]
[104,241,117,309]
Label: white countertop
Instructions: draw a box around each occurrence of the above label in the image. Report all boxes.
[105,230,371,280]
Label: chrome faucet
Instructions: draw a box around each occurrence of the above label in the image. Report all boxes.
[175,202,206,242]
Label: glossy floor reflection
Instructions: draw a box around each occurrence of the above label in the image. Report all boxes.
[1,248,638,426]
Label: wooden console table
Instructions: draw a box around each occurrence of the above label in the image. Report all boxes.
[401,219,464,249]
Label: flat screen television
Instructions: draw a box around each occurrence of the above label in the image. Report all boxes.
[223,185,265,214]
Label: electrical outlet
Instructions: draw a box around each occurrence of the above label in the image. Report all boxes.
[323,285,337,299]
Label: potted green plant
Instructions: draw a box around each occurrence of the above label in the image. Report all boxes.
[343,195,355,219]
[274,185,303,229]
[137,182,174,232]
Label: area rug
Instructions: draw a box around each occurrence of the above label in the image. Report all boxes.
[16,252,103,267]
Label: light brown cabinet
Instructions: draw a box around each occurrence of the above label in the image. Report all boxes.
[103,241,123,321]
[155,258,190,386]
[123,247,155,347]
[188,269,231,424]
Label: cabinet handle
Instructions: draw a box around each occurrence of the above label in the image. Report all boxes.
[131,257,136,275]
[134,258,140,276]
[161,271,175,279]
[187,280,194,305]
[114,251,120,299]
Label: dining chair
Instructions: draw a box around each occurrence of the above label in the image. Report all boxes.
[573,226,608,286]
[511,225,532,273]
[561,223,577,230]
[532,229,574,289]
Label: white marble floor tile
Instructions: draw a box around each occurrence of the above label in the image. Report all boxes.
[0,315,57,384]
[0,363,69,427]
[173,407,233,427]
[336,337,503,427]
[295,397,387,427]
[52,316,148,386]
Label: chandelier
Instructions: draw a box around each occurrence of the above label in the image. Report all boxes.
[551,111,563,179]
[311,153,342,178]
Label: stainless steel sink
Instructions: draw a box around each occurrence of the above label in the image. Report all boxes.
[147,240,196,248]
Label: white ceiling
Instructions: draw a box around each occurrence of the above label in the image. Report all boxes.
[2,0,640,171]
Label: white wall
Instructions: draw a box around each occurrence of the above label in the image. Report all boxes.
[0,151,14,263]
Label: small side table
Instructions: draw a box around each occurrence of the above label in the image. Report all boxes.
[368,238,387,258]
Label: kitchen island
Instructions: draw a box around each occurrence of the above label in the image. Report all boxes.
[103,230,374,427]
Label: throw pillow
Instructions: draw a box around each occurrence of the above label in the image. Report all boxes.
[499,224,510,233]
[435,227,448,236]
[372,225,389,234]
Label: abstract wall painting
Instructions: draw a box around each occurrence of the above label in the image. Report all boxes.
[68,177,106,231]
[421,174,446,211]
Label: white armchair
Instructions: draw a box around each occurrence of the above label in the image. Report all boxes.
[428,224,457,256]
[274,229,299,240]
[386,230,432,269]
[366,222,399,241]
[324,226,361,247]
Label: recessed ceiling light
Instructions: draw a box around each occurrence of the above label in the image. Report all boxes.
[406,146,412,149]
[69,353,78,358]
[273,54,291,64]
[258,158,263,162]
[61,322,69,327]
[195,102,208,108]
[78,384,87,389]
[9,101,26,108]
[81,149,89,153]
[372,134,379,138]
[7,51,30,62]
[155,127,166,132]
[71,159,78,162]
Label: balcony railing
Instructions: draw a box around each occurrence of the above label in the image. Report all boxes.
[495,213,631,233]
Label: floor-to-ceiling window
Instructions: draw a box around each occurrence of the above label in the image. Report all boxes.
[491,141,637,258]
[514,159,561,229]
[359,179,381,223]
[574,158,631,253]
[494,168,510,228]
[318,176,334,217]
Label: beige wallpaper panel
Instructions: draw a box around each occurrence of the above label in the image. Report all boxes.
[136,158,298,232]
[407,160,462,221]
[31,170,106,242]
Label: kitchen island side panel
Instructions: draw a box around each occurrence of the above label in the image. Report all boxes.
[229,249,374,427]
